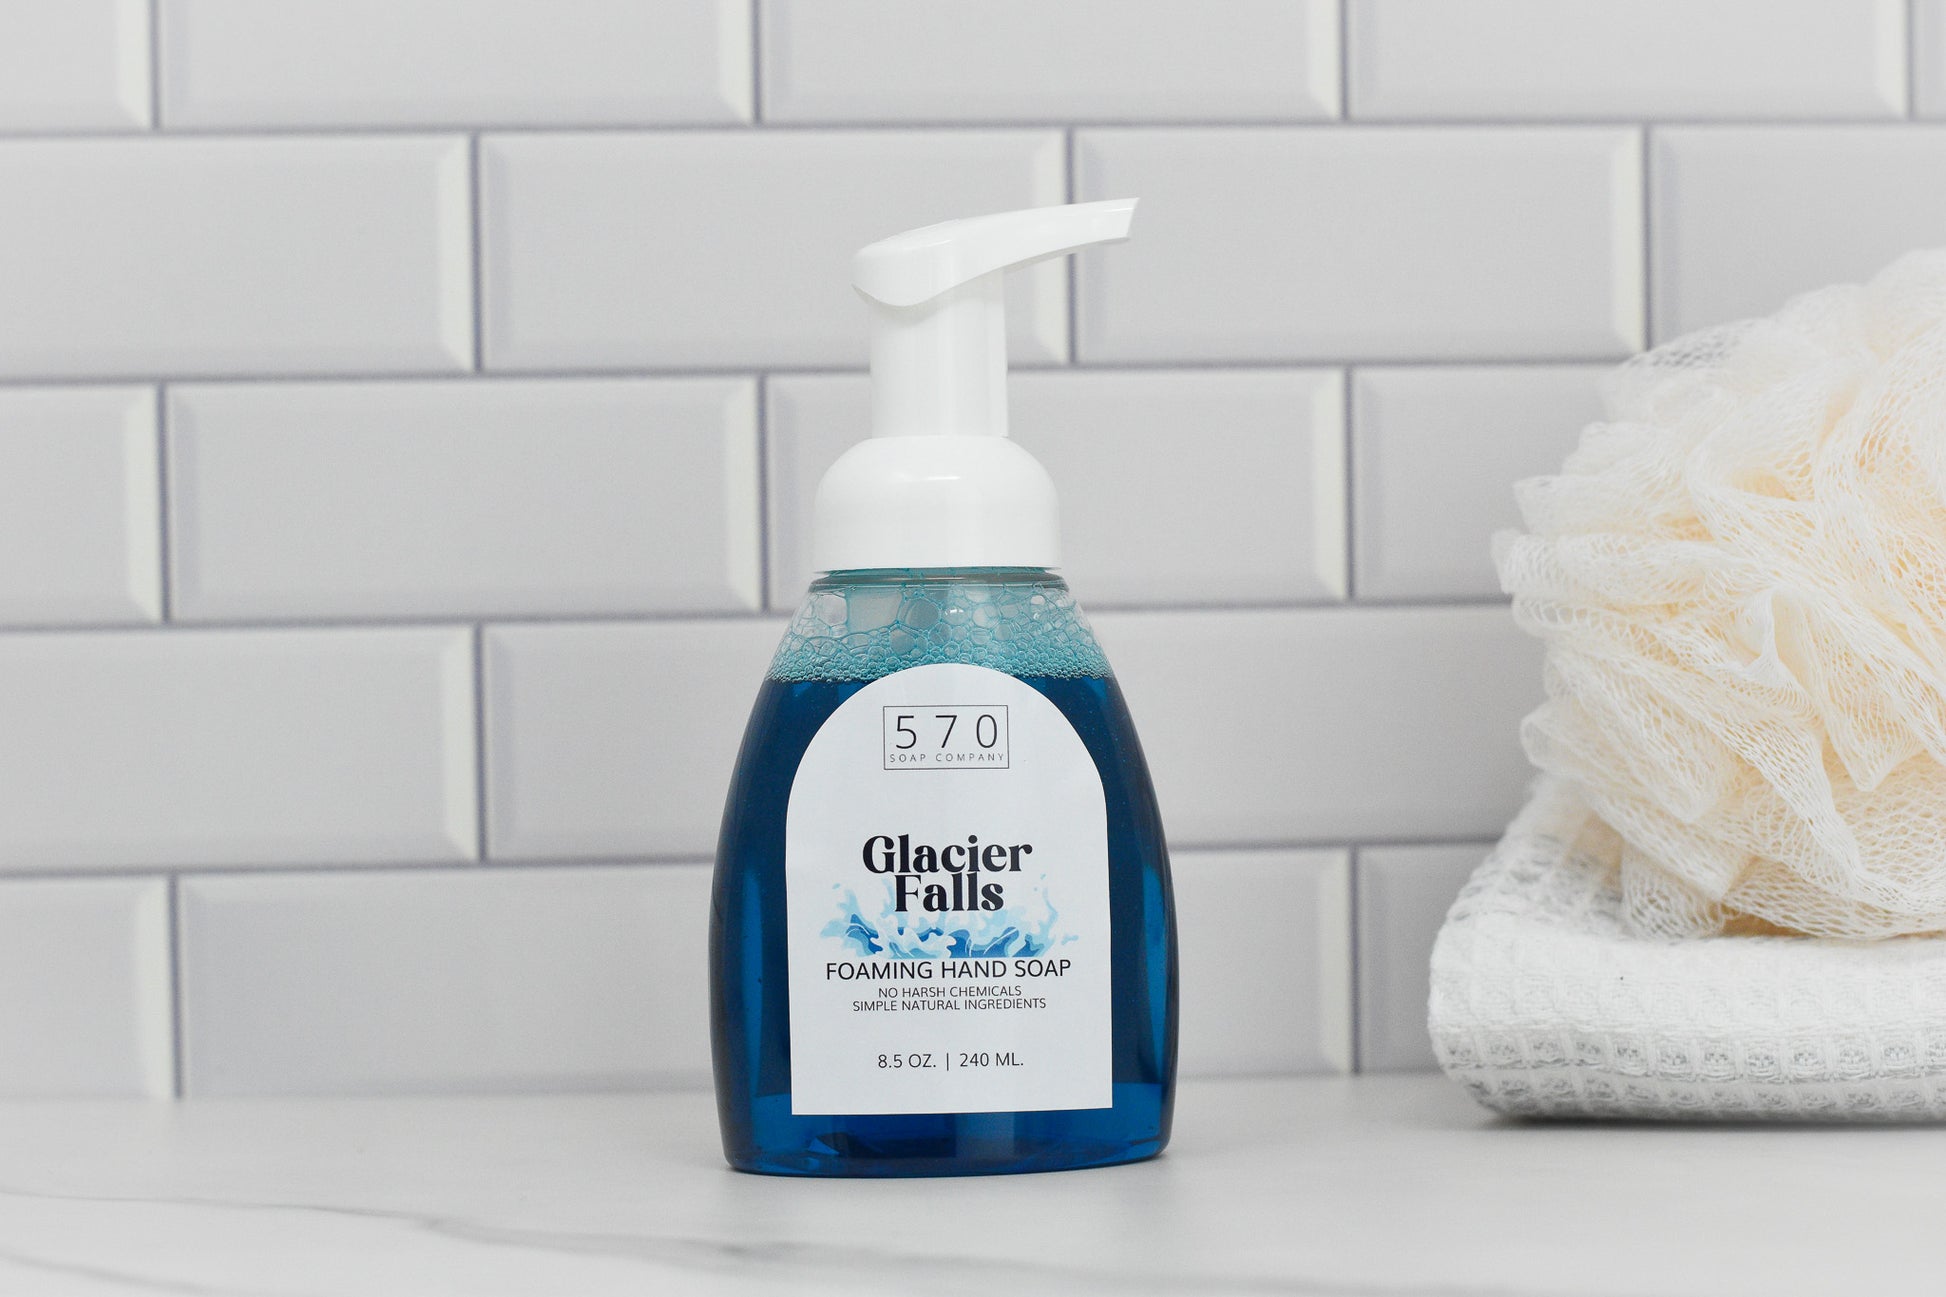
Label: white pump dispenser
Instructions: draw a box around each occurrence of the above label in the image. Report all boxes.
[810,199,1137,573]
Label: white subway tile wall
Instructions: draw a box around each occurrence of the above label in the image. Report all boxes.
[1350,366,1607,600]
[0,1,150,132]
[179,864,711,1095]
[0,628,477,870]
[1174,849,1353,1077]
[479,130,1066,370]
[1072,127,1644,362]
[167,378,761,620]
[1347,0,1907,121]
[483,619,782,860]
[159,0,752,129]
[1922,2,1946,117]
[1095,608,1542,845]
[0,136,473,379]
[1650,127,1946,341]
[1354,843,1492,1072]
[0,386,161,626]
[0,2,1924,1094]
[758,0,1341,123]
[0,878,172,1097]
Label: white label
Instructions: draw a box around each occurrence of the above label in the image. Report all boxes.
[785,663,1111,1115]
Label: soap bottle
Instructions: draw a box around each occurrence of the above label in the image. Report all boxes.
[711,200,1176,1177]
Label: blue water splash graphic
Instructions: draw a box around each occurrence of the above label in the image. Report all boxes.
[824,885,1071,959]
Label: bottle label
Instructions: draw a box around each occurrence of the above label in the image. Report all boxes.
[785,662,1112,1115]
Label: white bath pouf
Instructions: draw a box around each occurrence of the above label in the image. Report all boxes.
[1430,779,1946,1120]
[1494,249,1946,943]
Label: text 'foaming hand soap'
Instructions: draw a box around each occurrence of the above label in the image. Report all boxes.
[709,200,1178,1177]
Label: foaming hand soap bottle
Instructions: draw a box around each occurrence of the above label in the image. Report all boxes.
[710,200,1177,1177]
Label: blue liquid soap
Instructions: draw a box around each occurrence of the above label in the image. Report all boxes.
[711,569,1177,1176]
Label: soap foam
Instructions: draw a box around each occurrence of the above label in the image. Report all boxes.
[769,575,1111,683]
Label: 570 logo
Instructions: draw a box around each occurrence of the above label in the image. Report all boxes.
[881,705,1009,770]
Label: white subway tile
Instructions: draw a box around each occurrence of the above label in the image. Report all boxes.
[1356,843,1486,1072]
[1653,127,1946,340]
[1921,2,1946,118]
[168,379,760,621]
[759,377,855,607]
[480,131,1065,371]
[765,369,1346,609]
[1349,0,1905,120]
[761,0,1337,123]
[1075,128,1642,363]
[760,375,859,607]
[0,0,149,131]
[0,628,476,870]
[0,878,170,1097]
[160,0,749,128]
[1091,607,1541,845]
[0,386,160,626]
[180,864,708,1095]
[1175,848,1351,1077]
[1352,366,1605,600]
[485,620,781,860]
[0,137,471,380]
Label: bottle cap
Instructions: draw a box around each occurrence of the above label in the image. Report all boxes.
[810,199,1137,572]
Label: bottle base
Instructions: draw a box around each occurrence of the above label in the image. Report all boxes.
[718,1083,1172,1178]
[724,1135,1167,1178]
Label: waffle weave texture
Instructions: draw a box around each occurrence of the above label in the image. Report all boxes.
[1430,779,1946,1120]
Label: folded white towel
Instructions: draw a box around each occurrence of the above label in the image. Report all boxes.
[1430,779,1946,1120]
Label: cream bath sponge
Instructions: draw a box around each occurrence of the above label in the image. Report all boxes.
[1496,251,1946,940]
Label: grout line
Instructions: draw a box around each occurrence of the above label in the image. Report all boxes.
[0,592,1512,639]
[152,385,173,621]
[1320,592,1512,609]
[0,836,1495,885]
[1341,366,1357,600]
[0,610,774,636]
[1063,129,1079,364]
[1911,0,1921,119]
[0,857,717,885]
[471,625,490,861]
[1185,836,1498,854]
[0,356,1630,390]
[1346,846,1361,1075]
[4,115,1940,145]
[167,874,185,1099]
[1642,124,1657,348]
[749,0,764,122]
[145,0,163,129]
[467,134,485,371]
[755,376,774,612]
[1338,0,1351,120]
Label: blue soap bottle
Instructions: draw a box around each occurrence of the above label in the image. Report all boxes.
[711,200,1176,1177]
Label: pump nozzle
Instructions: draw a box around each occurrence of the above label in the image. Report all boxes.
[854,198,1137,309]
[812,199,1138,575]
[851,198,1136,441]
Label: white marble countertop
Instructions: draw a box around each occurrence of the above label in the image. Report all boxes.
[4,1075,1944,1296]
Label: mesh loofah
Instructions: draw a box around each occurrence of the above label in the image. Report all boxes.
[1495,250,1946,939]
[1431,779,1946,1120]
